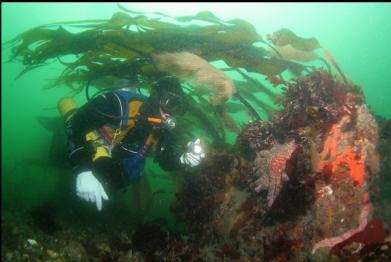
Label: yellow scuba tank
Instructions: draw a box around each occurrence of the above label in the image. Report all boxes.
[58,96,78,122]
[57,96,111,161]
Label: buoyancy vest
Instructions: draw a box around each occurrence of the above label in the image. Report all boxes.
[111,89,148,128]
[89,90,159,161]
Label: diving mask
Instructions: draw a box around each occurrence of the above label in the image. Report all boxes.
[159,91,187,116]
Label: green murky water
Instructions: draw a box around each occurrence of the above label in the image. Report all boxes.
[2,3,391,260]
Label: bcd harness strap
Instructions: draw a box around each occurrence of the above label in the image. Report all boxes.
[86,91,159,161]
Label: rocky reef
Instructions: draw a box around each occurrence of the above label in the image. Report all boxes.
[3,57,391,262]
[170,69,391,260]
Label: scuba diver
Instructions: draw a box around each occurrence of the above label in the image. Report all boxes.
[58,76,205,211]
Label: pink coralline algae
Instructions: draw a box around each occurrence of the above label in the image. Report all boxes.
[253,140,297,207]
[312,197,372,254]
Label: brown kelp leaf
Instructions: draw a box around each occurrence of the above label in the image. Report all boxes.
[101,42,142,60]
[176,10,229,26]
[8,27,73,63]
[152,52,236,105]
[272,45,320,62]
[5,8,311,102]
[267,28,321,52]
[220,46,306,77]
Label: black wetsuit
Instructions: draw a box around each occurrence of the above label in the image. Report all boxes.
[65,91,185,188]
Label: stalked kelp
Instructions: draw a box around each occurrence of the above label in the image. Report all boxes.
[4,6,339,143]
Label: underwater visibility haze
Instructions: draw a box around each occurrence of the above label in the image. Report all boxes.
[2,2,391,261]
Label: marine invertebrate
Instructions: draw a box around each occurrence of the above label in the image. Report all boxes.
[253,140,298,208]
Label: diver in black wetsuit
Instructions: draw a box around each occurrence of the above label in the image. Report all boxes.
[60,77,205,211]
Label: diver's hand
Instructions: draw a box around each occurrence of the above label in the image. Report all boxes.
[180,138,206,167]
[76,171,109,211]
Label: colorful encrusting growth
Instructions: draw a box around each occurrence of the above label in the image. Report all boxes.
[173,69,389,260]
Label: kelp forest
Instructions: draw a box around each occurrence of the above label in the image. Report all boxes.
[2,4,391,261]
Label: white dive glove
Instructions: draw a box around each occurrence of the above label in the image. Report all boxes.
[180,138,206,167]
[76,171,109,211]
